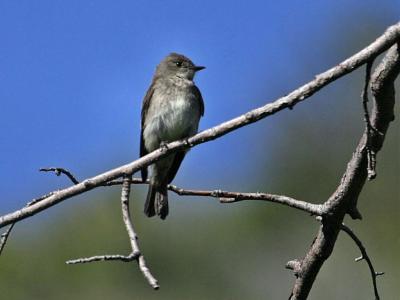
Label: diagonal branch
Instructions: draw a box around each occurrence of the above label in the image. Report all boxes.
[0,23,399,230]
[287,43,400,300]
[0,168,81,256]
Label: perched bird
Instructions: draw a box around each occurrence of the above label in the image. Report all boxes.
[140,53,205,219]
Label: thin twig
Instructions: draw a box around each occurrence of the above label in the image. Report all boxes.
[67,253,138,264]
[0,223,15,256]
[107,179,324,215]
[120,175,158,288]
[66,175,159,289]
[1,189,57,255]
[341,224,383,300]
[1,166,78,255]
[170,185,325,215]
[40,167,80,184]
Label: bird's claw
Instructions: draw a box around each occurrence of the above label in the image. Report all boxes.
[160,141,169,152]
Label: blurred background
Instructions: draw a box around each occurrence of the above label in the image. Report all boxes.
[0,1,399,299]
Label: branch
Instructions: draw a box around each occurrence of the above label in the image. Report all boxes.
[66,175,159,289]
[1,163,323,257]
[106,179,325,215]
[37,168,323,215]
[341,224,383,300]
[0,168,80,255]
[1,23,399,229]
[287,43,400,300]
[39,167,80,184]
[169,185,325,215]
[1,189,58,255]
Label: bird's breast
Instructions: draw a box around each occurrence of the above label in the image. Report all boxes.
[143,89,200,152]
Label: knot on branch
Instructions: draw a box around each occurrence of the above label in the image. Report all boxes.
[159,141,169,153]
[83,180,95,188]
[184,138,194,147]
[286,259,302,277]
[210,190,223,197]
[244,111,256,121]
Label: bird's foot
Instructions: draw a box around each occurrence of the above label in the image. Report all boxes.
[160,141,169,152]
[184,138,193,147]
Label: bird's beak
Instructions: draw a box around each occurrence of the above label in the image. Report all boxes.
[193,65,205,72]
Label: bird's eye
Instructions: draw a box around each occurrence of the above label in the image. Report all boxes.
[175,61,182,67]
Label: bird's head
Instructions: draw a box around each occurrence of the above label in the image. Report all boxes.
[156,53,205,81]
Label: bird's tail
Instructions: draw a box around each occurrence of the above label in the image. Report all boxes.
[144,183,169,220]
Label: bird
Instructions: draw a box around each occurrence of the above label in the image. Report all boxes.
[140,53,205,220]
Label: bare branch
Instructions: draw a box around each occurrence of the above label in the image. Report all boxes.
[0,166,78,255]
[34,169,325,216]
[108,179,324,214]
[1,169,322,257]
[66,175,159,289]
[341,223,383,300]
[287,43,400,300]
[1,23,399,230]
[2,189,59,255]
[120,175,158,289]
[169,185,325,215]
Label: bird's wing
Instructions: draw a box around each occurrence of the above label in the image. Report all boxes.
[140,82,155,181]
[192,85,205,116]
[166,151,186,184]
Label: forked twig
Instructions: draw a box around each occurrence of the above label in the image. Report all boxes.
[66,175,159,289]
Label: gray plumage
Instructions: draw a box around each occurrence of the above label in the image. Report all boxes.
[140,53,205,219]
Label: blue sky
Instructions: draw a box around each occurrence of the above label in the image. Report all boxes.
[0,1,398,213]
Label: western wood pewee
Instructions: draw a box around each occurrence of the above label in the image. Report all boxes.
[140,53,205,219]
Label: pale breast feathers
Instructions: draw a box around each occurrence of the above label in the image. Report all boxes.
[143,84,201,152]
